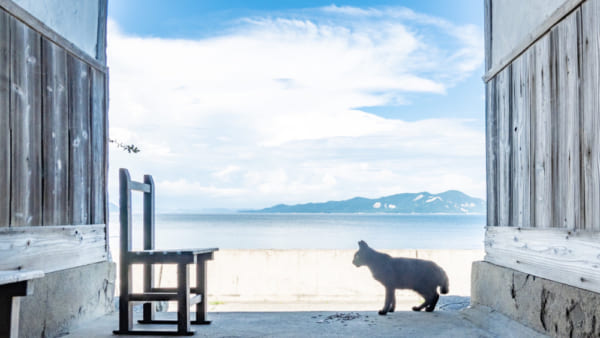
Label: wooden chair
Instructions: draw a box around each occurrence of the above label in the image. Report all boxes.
[113,168,218,336]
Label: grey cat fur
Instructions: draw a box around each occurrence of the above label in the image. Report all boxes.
[352,240,449,315]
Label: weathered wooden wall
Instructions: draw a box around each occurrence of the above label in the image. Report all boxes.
[0,6,107,228]
[486,3,600,231]
[0,225,107,272]
[484,0,600,293]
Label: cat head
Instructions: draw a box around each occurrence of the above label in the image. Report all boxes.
[352,240,369,267]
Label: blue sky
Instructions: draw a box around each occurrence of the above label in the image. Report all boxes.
[107,1,485,211]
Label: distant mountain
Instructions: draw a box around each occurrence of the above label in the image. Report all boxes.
[252,190,485,214]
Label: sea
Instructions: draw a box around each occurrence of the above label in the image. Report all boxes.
[108,213,485,251]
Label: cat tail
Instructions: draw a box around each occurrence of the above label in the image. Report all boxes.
[439,270,449,294]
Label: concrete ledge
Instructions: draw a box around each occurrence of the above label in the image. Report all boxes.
[471,260,600,337]
[121,249,483,306]
[461,305,548,338]
[18,261,115,338]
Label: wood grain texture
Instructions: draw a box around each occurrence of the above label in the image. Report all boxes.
[0,270,43,285]
[0,0,106,72]
[484,0,492,71]
[550,10,581,230]
[41,39,69,226]
[0,224,107,273]
[68,55,91,225]
[581,0,600,232]
[96,0,108,65]
[90,68,105,225]
[485,226,600,294]
[485,78,497,227]
[531,35,553,228]
[10,17,41,227]
[484,0,586,82]
[0,10,9,227]
[496,67,512,227]
[510,52,532,227]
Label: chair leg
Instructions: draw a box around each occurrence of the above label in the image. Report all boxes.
[115,264,133,334]
[140,263,155,324]
[193,258,211,324]
[177,263,192,334]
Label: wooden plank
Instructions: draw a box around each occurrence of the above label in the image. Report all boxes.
[496,67,511,227]
[0,9,9,227]
[10,17,41,227]
[126,249,216,264]
[510,51,532,227]
[531,35,553,229]
[0,270,43,286]
[128,292,178,302]
[580,0,600,232]
[90,68,106,225]
[103,68,109,251]
[118,168,133,333]
[485,78,497,227]
[0,224,107,273]
[0,0,107,72]
[142,174,155,321]
[485,226,600,294]
[96,0,108,65]
[0,294,21,338]
[68,55,91,225]
[483,0,585,82]
[550,10,581,230]
[195,259,209,323]
[148,287,205,294]
[177,263,191,334]
[130,181,151,193]
[484,0,492,71]
[41,39,69,226]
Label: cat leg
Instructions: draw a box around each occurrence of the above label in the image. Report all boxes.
[412,290,431,311]
[425,293,440,312]
[411,299,428,312]
[379,287,394,315]
[388,292,396,313]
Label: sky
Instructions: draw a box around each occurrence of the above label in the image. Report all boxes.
[106,0,486,212]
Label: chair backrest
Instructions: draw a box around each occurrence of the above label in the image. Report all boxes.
[119,168,155,254]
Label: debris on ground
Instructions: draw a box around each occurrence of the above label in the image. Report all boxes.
[316,312,363,324]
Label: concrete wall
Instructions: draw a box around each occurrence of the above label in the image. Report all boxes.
[471,261,600,337]
[18,261,115,338]
[12,0,101,58]
[490,0,566,68]
[122,249,483,303]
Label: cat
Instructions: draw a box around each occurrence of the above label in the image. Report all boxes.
[352,240,449,314]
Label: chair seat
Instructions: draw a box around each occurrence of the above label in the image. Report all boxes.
[126,248,218,264]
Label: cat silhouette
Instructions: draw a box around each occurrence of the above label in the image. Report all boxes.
[353,240,449,314]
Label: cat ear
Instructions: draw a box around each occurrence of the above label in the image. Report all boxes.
[358,240,367,248]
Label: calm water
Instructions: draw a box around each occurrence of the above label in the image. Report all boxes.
[108,213,485,250]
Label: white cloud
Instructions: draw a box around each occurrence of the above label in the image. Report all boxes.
[106,5,484,211]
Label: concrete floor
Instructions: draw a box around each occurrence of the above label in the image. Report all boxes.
[63,297,547,338]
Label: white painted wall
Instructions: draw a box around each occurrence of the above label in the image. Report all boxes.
[12,0,100,58]
[491,0,567,67]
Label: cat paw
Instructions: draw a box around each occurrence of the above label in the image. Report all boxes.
[425,306,435,312]
[388,308,395,313]
[412,306,421,312]
[378,310,387,315]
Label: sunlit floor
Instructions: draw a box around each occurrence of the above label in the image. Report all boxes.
[64,297,546,338]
